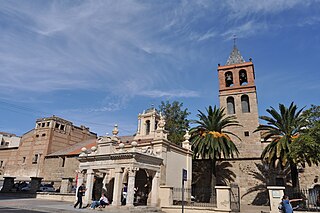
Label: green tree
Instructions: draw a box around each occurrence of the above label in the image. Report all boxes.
[303,104,320,129]
[254,102,306,189]
[158,101,190,145]
[289,105,320,167]
[190,105,240,188]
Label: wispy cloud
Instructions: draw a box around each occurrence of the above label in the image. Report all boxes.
[139,89,200,98]
[224,0,303,19]
[222,21,268,39]
[1,0,320,134]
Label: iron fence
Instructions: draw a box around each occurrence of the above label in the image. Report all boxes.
[172,187,216,207]
[285,188,320,212]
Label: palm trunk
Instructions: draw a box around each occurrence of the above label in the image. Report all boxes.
[289,162,299,190]
[210,159,216,202]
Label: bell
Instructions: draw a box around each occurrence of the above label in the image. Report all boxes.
[226,75,232,81]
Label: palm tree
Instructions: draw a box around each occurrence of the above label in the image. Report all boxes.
[254,102,306,189]
[190,105,240,189]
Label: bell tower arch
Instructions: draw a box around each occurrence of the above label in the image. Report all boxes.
[217,44,261,157]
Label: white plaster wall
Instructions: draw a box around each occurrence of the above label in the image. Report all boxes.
[165,150,189,188]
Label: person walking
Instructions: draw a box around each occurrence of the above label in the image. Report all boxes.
[74,183,86,209]
[281,195,303,213]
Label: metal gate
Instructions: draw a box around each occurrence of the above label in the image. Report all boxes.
[230,183,240,212]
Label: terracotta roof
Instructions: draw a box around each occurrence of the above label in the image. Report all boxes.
[47,138,97,157]
[46,135,141,157]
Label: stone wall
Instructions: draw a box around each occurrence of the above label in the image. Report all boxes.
[298,165,320,189]
[43,156,79,181]
[4,116,96,179]
[0,147,18,175]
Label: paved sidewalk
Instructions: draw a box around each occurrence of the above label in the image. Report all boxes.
[0,193,273,213]
[0,196,163,213]
[239,204,270,213]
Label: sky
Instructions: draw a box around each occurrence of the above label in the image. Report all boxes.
[0,0,319,137]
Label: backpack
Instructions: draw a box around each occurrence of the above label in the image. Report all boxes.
[278,201,284,212]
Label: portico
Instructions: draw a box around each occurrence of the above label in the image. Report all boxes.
[76,108,192,208]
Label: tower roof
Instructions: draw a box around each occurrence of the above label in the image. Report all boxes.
[225,45,245,65]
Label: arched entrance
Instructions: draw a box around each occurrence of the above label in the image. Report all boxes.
[134,169,152,206]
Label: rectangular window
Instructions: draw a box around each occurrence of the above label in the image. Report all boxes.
[47,122,50,127]
[41,123,45,127]
[32,154,39,164]
[0,161,3,167]
[55,123,60,129]
[61,157,65,167]
[244,131,250,137]
[60,124,65,131]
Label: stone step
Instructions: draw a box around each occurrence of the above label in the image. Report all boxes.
[100,206,165,213]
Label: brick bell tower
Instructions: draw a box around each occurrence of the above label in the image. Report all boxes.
[217,43,262,158]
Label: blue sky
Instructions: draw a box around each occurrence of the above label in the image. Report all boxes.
[0,0,319,136]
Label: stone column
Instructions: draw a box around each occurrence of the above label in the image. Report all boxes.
[30,177,43,193]
[215,186,231,211]
[84,169,95,206]
[126,168,137,206]
[151,171,160,207]
[61,178,73,193]
[1,177,15,192]
[112,168,123,206]
[267,186,285,213]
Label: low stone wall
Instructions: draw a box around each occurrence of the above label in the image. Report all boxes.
[36,192,75,202]
[161,206,231,213]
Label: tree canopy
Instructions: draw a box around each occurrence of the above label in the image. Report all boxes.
[190,105,240,160]
[158,100,190,145]
[289,104,320,167]
[254,102,320,188]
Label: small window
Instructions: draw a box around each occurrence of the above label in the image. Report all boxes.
[0,141,4,146]
[0,161,3,167]
[22,157,26,163]
[60,124,65,131]
[37,123,41,128]
[55,123,60,129]
[61,157,65,167]
[47,122,50,127]
[32,154,39,164]
[146,120,150,135]
[244,131,250,137]
[155,121,158,130]
[227,97,235,114]
[42,133,46,137]
[41,123,45,127]
[36,134,39,138]
[225,71,234,87]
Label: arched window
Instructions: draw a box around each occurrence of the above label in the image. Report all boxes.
[227,97,235,114]
[241,95,250,113]
[146,120,150,135]
[225,71,234,87]
[155,120,158,130]
[239,69,248,86]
